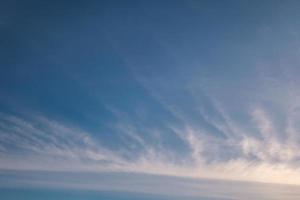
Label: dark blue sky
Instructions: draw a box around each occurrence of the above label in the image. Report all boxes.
[1,0,300,186]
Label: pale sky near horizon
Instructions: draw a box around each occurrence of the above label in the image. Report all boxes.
[2,0,300,191]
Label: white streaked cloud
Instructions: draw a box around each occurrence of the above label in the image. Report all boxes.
[2,61,300,184]
[1,106,300,185]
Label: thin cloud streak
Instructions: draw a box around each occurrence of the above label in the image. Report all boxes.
[1,109,300,185]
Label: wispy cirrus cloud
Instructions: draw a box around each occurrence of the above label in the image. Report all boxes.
[1,96,300,185]
[2,47,300,185]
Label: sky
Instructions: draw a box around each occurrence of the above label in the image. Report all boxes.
[1,0,300,195]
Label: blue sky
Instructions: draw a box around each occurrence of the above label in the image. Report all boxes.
[2,0,300,191]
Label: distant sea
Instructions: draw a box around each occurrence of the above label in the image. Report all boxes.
[0,188,246,200]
